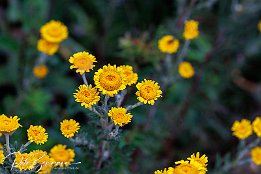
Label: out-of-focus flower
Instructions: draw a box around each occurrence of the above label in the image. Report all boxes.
[252,116,261,137]
[49,144,75,167]
[158,35,180,54]
[231,119,252,140]
[183,20,199,40]
[251,146,261,165]
[37,39,59,55]
[178,61,195,79]
[33,65,48,79]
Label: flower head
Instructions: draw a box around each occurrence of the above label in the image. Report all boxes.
[178,62,195,79]
[0,114,21,134]
[27,125,48,145]
[69,51,97,75]
[108,107,133,127]
[118,65,138,86]
[60,119,80,138]
[33,65,48,79]
[0,144,4,165]
[158,35,180,54]
[136,79,162,105]
[40,20,68,43]
[94,64,126,97]
[49,144,75,167]
[37,39,59,55]
[183,20,199,40]
[187,152,208,174]
[253,116,261,137]
[258,21,261,32]
[251,146,261,165]
[14,152,37,171]
[231,119,252,139]
[174,163,200,174]
[74,84,100,108]
[30,150,53,173]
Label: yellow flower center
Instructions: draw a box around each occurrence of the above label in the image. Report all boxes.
[54,150,70,162]
[47,27,62,37]
[74,57,93,70]
[140,85,157,100]
[99,71,122,91]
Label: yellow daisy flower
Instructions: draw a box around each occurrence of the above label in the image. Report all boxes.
[37,39,59,55]
[178,62,195,79]
[183,20,199,40]
[94,64,126,97]
[74,84,100,108]
[108,107,133,127]
[258,21,261,32]
[40,20,68,43]
[49,144,75,167]
[253,116,261,137]
[231,119,253,140]
[187,152,208,174]
[30,150,53,173]
[33,65,48,79]
[174,163,200,174]
[158,35,180,54]
[60,119,80,138]
[27,125,48,145]
[69,51,97,75]
[136,79,162,105]
[251,146,261,165]
[0,114,21,134]
[0,144,4,165]
[118,65,138,86]
[14,152,37,171]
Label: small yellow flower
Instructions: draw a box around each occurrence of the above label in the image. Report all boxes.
[27,125,48,145]
[49,144,75,167]
[14,152,37,171]
[231,119,253,140]
[37,39,59,55]
[118,65,138,86]
[108,107,133,127]
[158,35,180,54]
[258,21,261,32]
[174,163,200,174]
[69,51,97,75]
[183,20,199,40]
[0,144,4,165]
[30,150,53,173]
[40,20,68,43]
[187,152,208,174]
[60,119,80,138]
[253,116,261,137]
[251,146,261,165]
[74,84,100,108]
[0,114,21,134]
[94,64,126,97]
[33,65,48,79]
[136,79,162,105]
[178,61,195,79]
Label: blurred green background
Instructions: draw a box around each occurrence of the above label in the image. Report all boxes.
[0,0,261,173]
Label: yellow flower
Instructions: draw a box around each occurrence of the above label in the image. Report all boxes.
[94,64,126,97]
[183,20,199,40]
[69,51,97,75]
[136,79,162,105]
[178,62,195,79]
[158,35,180,54]
[37,39,59,55]
[0,144,4,165]
[27,125,48,145]
[231,119,252,140]
[0,114,21,134]
[118,65,138,86]
[253,116,261,137]
[33,65,48,79]
[108,107,133,127]
[60,119,80,138]
[74,84,100,108]
[251,146,261,165]
[30,150,53,173]
[258,21,261,32]
[14,152,37,171]
[154,168,168,174]
[174,163,200,174]
[49,144,75,167]
[187,152,208,174]
[40,20,68,43]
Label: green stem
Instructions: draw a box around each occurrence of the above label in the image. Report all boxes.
[82,73,88,86]
[5,134,11,154]
[126,102,143,111]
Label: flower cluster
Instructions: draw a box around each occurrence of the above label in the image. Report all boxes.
[231,116,261,166]
[154,152,208,174]
[34,20,68,79]
[0,114,77,172]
